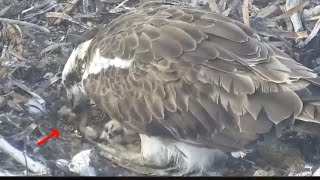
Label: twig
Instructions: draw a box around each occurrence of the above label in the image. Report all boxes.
[0,17,50,33]
[23,1,58,20]
[40,42,72,55]
[304,17,320,45]
[221,7,232,17]
[242,0,251,27]
[0,5,13,17]
[285,0,305,32]
[11,79,46,105]
[22,0,53,14]
[54,0,82,25]
[35,72,62,95]
[114,0,130,10]
[45,12,90,29]
[0,136,49,175]
[272,0,309,21]
[256,5,279,19]
[8,50,27,61]
[109,0,131,13]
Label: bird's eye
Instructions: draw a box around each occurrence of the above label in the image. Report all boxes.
[63,79,71,88]
[113,129,123,136]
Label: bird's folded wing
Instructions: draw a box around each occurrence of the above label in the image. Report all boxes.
[82,4,318,151]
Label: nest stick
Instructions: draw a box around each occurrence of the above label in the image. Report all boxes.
[0,136,49,175]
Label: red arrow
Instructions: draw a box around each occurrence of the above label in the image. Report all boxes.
[37,129,60,146]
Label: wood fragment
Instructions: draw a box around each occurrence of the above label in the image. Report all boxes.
[221,7,232,17]
[11,80,45,105]
[286,0,305,32]
[0,136,49,175]
[73,13,102,19]
[53,0,82,25]
[114,0,130,10]
[7,100,24,111]
[243,0,251,27]
[272,0,309,21]
[23,1,58,20]
[269,41,286,48]
[0,5,13,17]
[40,42,72,56]
[256,5,279,18]
[279,31,309,39]
[22,0,53,14]
[45,12,90,29]
[304,17,320,45]
[0,18,50,33]
[10,92,28,103]
[35,72,62,95]
[8,50,27,61]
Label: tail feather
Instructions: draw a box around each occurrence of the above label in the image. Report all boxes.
[305,77,320,87]
[293,77,320,136]
[297,102,320,124]
[295,77,320,123]
[293,101,320,137]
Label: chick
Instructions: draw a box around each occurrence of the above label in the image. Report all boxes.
[100,119,139,145]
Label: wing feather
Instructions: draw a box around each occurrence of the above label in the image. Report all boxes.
[82,4,318,151]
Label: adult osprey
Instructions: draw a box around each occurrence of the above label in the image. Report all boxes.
[62,1,320,175]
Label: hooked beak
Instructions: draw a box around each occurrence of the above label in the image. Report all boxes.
[99,130,110,141]
[66,87,90,114]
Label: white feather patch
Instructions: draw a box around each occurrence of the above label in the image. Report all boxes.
[68,149,96,176]
[139,134,228,174]
[62,39,93,83]
[231,149,252,158]
[83,48,133,79]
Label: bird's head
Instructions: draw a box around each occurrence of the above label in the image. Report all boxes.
[61,40,92,113]
[100,119,125,144]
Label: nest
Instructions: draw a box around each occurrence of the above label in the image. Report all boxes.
[0,0,320,176]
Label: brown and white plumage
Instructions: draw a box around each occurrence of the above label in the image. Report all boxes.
[100,119,139,144]
[62,1,320,175]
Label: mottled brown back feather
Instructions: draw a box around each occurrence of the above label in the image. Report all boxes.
[81,3,319,151]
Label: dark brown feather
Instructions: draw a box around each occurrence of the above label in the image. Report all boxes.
[80,3,319,152]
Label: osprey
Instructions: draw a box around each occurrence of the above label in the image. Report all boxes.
[62,1,320,175]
